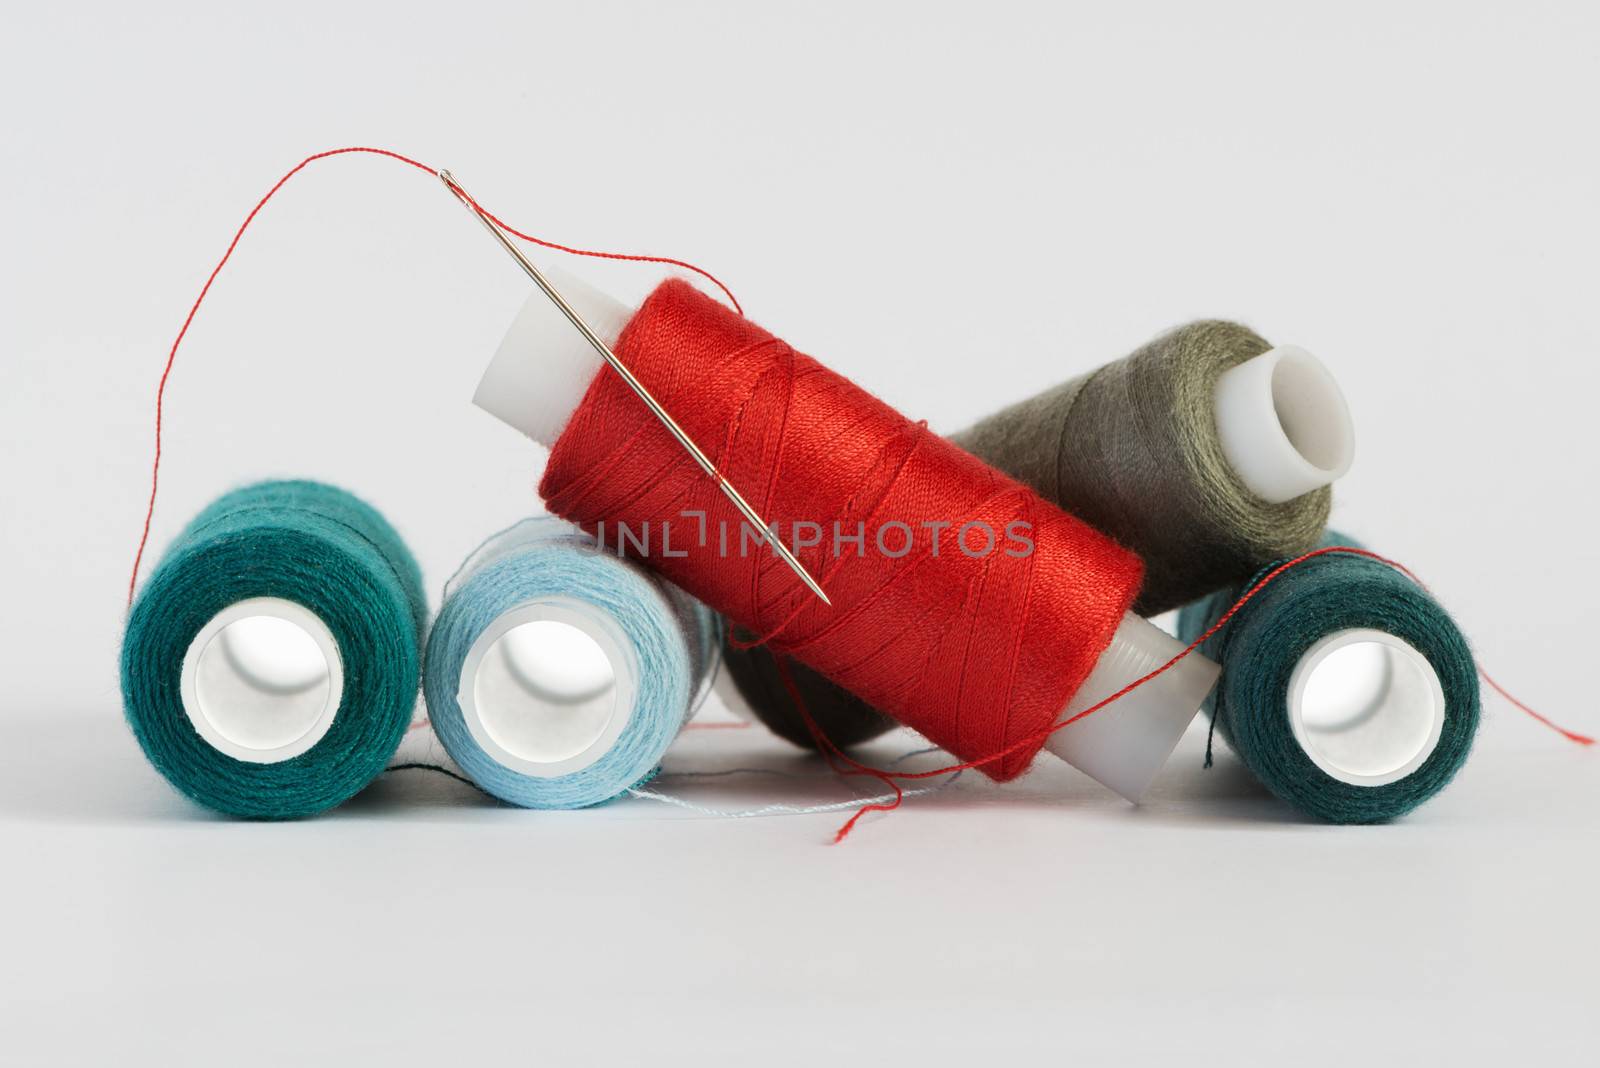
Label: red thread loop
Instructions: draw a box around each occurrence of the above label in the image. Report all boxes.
[800,545,1593,841]
[129,146,741,606]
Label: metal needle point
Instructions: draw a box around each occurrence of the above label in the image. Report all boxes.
[438,168,831,606]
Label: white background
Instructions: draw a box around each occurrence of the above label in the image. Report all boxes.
[2,1,1597,1063]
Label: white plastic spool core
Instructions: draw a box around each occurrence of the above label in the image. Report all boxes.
[1288,628,1445,786]
[180,597,344,763]
[457,598,640,778]
[1213,345,1355,504]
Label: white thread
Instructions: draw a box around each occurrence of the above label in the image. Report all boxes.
[625,781,954,818]
[630,745,963,818]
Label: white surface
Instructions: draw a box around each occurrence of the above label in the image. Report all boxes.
[474,267,629,446]
[1213,344,1355,502]
[1044,612,1220,800]
[3,1,1598,1063]
[180,597,344,763]
[459,598,638,777]
[2,709,1595,1065]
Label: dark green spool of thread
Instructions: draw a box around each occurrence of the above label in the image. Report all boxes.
[1175,534,1479,822]
[724,321,1333,751]
[121,480,426,818]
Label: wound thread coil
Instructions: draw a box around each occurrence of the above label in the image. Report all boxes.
[534,279,1155,783]
[955,320,1335,615]
[424,519,719,808]
[121,480,425,818]
[1175,534,1480,822]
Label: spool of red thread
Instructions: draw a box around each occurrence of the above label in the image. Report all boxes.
[475,272,1220,798]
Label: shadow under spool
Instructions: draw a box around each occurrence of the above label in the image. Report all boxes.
[723,320,1339,751]
[120,480,426,818]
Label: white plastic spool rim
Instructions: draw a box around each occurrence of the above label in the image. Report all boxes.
[1213,344,1356,504]
[474,266,631,448]
[180,597,344,763]
[1045,612,1220,802]
[1287,627,1446,786]
[456,597,640,779]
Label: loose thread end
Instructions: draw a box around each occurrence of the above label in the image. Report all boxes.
[132,146,741,609]
[1477,667,1593,748]
[768,657,907,843]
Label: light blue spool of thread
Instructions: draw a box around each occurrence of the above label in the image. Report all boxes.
[424,519,720,808]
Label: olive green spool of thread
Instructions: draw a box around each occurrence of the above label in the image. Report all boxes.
[121,480,426,818]
[1175,534,1479,822]
[723,321,1335,751]
[955,320,1332,614]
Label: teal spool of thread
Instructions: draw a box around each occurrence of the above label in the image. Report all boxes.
[121,480,426,818]
[1175,534,1480,822]
[424,519,719,808]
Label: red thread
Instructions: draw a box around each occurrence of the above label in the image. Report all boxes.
[542,279,1146,785]
[1479,670,1593,746]
[128,147,741,607]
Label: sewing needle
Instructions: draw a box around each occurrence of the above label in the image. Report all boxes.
[438,169,831,606]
